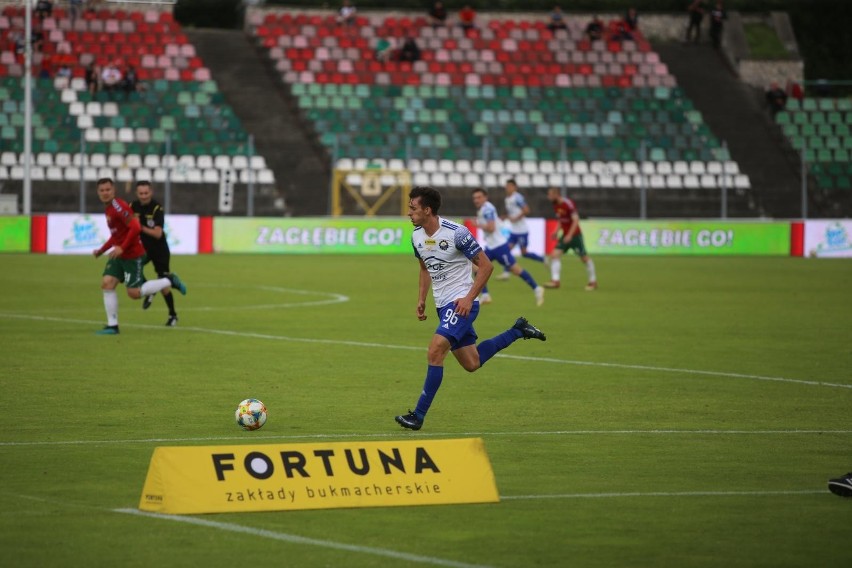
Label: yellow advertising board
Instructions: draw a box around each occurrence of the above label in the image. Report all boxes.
[138,438,499,514]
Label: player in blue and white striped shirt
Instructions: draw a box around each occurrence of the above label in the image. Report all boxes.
[395,186,547,431]
[473,187,545,307]
[496,179,546,280]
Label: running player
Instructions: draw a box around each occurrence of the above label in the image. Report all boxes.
[472,187,544,306]
[497,178,545,281]
[131,180,179,326]
[394,186,546,431]
[544,186,597,291]
[93,178,186,335]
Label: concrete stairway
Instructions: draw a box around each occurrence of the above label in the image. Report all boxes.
[655,41,803,218]
[185,28,331,216]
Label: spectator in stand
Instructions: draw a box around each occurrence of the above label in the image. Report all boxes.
[38,54,52,78]
[685,0,704,44]
[584,15,604,42]
[458,5,476,32]
[625,7,639,31]
[787,79,804,102]
[765,82,788,115]
[31,25,45,52]
[610,17,634,41]
[122,65,138,97]
[101,60,123,92]
[547,6,568,33]
[69,0,83,23]
[428,1,448,27]
[35,0,53,21]
[375,36,394,62]
[11,30,26,58]
[398,33,421,63]
[85,62,99,95]
[337,0,357,26]
[709,1,726,49]
[56,63,72,87]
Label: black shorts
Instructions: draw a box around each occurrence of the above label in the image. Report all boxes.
[144,252,171,277]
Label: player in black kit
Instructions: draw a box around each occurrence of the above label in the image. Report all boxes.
[131,181,181,326]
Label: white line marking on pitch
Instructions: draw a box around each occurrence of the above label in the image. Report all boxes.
[3,313,851,390]
[2,429,851,447]
[501,490,825,500]
[114,508,492,568]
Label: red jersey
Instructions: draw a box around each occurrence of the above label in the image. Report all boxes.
[98,197,146,259]
[553,196,582,235]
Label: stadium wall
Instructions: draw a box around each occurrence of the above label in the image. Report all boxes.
[3,215,851,258]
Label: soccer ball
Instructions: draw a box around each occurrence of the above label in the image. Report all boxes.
[235,398,267,431]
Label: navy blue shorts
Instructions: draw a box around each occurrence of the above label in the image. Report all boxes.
[434,301,479,350]
[485,243,517,269]
[507,232,530,250]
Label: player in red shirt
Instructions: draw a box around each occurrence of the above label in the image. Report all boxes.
[92,178,186,334]
[544,187,597,291]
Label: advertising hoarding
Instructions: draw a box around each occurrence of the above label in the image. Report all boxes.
[213,217,414,254]
[573,220,791,256]
[803,220,852,258]
[0,216,30,252]
[46,213,199,255]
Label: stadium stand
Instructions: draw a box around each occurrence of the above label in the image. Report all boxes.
[247,9,750,192]
[0,4,275,188]
[775,97,852,191]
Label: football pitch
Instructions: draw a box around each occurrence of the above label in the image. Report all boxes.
[1,253,850,567]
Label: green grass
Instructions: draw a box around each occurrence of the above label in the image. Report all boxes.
[1,253,851,567]
[744,22,790,59]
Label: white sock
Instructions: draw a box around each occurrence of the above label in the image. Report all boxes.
[103,289,119,326]
[586,259,596,282]
[140,277,171,297]
[550,258,561,282]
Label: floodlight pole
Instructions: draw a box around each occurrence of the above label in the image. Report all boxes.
[639,141,647,219]
[720,140,728,219]
[79,133,86,212]
[801,146,808,219]
[246,134,255,217]
[23,0,33,214]
[164,134,172,214]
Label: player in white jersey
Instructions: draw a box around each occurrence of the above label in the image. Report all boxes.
[395,186,547,431]
[496,179,545,280]
[472,188,545,307]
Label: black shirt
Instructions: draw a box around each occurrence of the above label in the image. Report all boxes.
[131,198,170,259]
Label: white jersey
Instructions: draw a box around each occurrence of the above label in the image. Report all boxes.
[412,217,482,308]
[505,191,529,234]
[476,200,507,250]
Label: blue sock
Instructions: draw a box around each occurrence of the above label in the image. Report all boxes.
[414,365,444,419]
[524,252,545,263]
[477,328,522,367]
[482,284,489,295]
[519,269,538,289]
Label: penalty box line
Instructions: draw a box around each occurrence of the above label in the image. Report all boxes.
[4,313,852,390]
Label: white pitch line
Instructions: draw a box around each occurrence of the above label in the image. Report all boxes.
[2,429,851,447]
[501,490,826,500]
[3,312,851,390]
[114,508,493,568]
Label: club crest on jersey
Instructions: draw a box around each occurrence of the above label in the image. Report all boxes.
[439,239,449,250]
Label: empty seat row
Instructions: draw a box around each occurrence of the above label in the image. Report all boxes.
[0,165,275,185]
[1,151,268,171]
[348,170,750,190]
[335,158,741,176]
